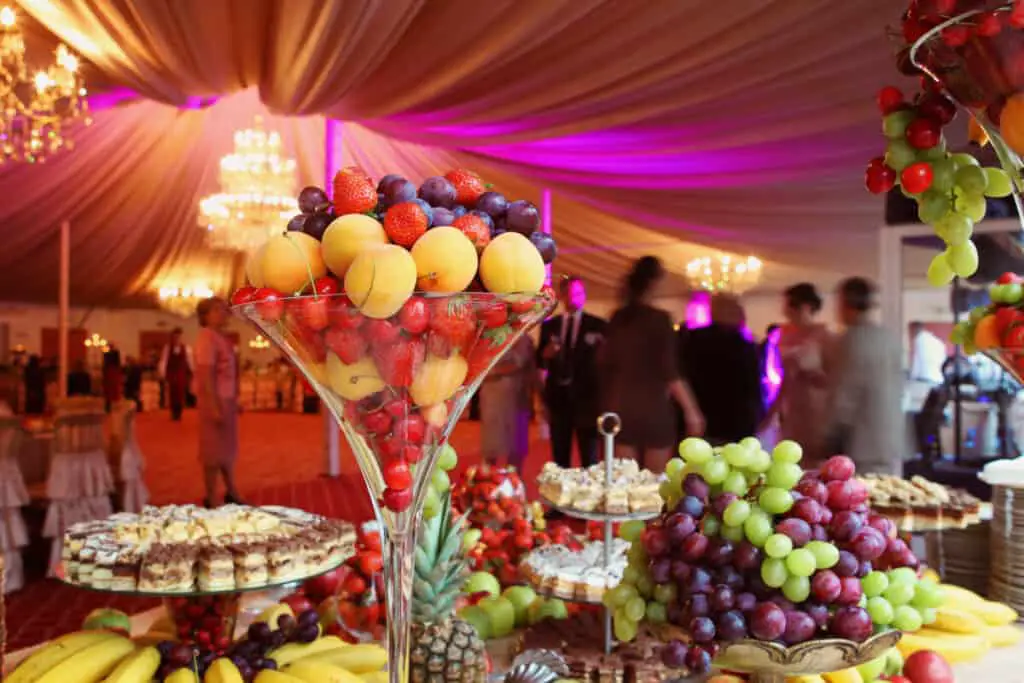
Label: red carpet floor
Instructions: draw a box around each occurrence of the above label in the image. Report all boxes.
[6,410,562,651]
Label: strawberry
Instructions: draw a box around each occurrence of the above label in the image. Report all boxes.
[340,165,372,184]
[1005,324,1024,348]
[426,331,454,358]
[452,214,491,250]
[429,297,478,350]
[478,299,508,328]
[333,170,378,214]
[444,169,486,206]
[996,306,1019,334]
[998,272,1023,285]
[325,327,367,363]
[466,327,512,379]
[383,202,429,247]
[365,318,402,344]
[356,551,384,576]
[373,336,424,386]
[327,296,364,330]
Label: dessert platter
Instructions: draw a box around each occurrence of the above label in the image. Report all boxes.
[536,459,663,521]
[518,539,628,603]
[859,475,985,532]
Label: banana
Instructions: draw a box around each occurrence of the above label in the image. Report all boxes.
[786,677,826,683]
[206,658,246,683]
[268,636,348,667]
[896,629,989,664]
[983,624,1023,648]
[131,631,176,647]
[285,660,363,683]
[822,669,862,683]
[932,607,987,634]
[34,636,136,683]
[165,667,201,683]
[938,585,1019,625]
[254,671,306,683]
[103,645,161,682]
[921,568,941,583]
[257,604,296,630]
[304,644,388,673]
[360,672,389,683]
[7,630,122,683]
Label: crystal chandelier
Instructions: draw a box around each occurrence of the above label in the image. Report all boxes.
[686,254,763,294]
[0,6,89,163]
[198,116,299,252]
[157,284,215,318]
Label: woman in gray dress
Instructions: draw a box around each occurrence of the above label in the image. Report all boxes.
[479,334,535,469]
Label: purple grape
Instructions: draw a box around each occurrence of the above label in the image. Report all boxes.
[683,473,710,500]
[431,207,456,226]
[418,176,456,208]
[680,532,708,561]
[857,560,872,578]
[650,558,672,584]
[776,518,812,547]
[712,493,739,518]
[748,574,773,600]
[705,539,734,567]
[666,601,685,625]
[528,232,557,264]
[736,592,757,613]
[710,585,736,612]
[234,640,259,659]
[790,498,823,524]
[475,191,508,218]
[689,616,716,644]
[298,610,320,628]
[677,495,705,519]
[642,527,669,557]
[830,511,864,542]
[666,513,696,543]
[834,550,859,578]
[506,199,541,235]
[277,614,296,633]
[811,524,829,541]
[287,214,308,232]
[248,622,272,644]
[770,596,795,612]
[237,663,254,681]
[820,507,834,524]
[850,527,887,561]
[376,174,403,192]
[806,602,830,629]
[750,602,787,641]
[683,646,712,674]
[810,569,841,603]
[829,606,873,642]
[259,657,279,670]
[303,212,334,241]
[230,654,248,669]
[688,594,711,618]
[298,186,330,213]
[716,610,748,641]
[452,204,468,218]
[688,568,713,595]
[385,178,417,203]
[661,640,689,669]
[733,541,762,570]
[468,209,493,230]
[782,611,817,645]
[671,560,692,582]
[295,623,320,643]
[715,565,743,589]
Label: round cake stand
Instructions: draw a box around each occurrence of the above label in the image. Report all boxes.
[56,561,344,651]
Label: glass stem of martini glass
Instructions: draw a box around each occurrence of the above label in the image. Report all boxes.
[383,520,418,683]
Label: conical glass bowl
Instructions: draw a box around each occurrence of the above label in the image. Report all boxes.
[234,290,555,683]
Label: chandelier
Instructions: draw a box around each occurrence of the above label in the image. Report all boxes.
[0,6,89,164]
[249,335,270,350]
[198,116,299,252]
[83,333,108,352]
[686,254,763,294]
[157,284,214,318]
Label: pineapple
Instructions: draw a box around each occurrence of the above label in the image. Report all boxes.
[409,492,487,683]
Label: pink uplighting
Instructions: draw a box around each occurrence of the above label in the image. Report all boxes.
[686,292,711,328]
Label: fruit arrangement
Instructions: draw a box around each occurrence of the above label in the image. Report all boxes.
[611,437,946,675]
[464,514,579,587]
[458,581,571,641]
[331,526,387,640]
[231,168,557,515]
[952,271,1024,357]
[452,464,528,529]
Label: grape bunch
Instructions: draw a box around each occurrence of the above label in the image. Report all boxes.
[607,438,943,675]
[421,442,459,519]
[866,85,1013,286]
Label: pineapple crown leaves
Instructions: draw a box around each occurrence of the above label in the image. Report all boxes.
[413,490,471,622]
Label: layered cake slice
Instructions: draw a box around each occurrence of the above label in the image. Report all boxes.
[267,537,300,582]
[198,543,236,591]
[89,545,119,589]
[112,546,140,591]
[138,544,173,591]
[233,541,269,588]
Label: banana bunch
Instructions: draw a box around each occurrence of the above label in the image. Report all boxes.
[7,630,143,683]
[920,582,1022,655]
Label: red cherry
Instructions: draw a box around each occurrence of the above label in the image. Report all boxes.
[941,25,970,46]
[383,459,413,490]
[361,409,392,435]
[917,95,957,125]
[402,443,423,463]
[902,18,927,44]
[905,117,941,149]
[301,297,330,331]
[382,487,413,512]
[394,414,426,444]
[900,162,934,194]
[876,86,904,115]
[365,318,402,344]
[976,11,1003,37]
[378,434,404,459]
[230,286,258,306]
[384,398,411,419]
[865,161,897,195]
[254,288,285,322]
[1012,5,1024,30]
[327,296,363,330]
[314,276,341,296]
[398,297,430,335]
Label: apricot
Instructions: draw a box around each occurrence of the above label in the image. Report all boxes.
[479,232,545,294]
[344,244,416,319]
[260,231,327,294]
[411,226,478,293]
[973,314,1001,349]
[321,214,389,278]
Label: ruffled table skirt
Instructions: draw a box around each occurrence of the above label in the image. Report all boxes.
[43,450,114,577]
[0,457,29,593]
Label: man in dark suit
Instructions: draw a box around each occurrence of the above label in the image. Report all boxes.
[537,276,606,468]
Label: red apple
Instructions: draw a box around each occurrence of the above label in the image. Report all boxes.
[304,566,347,601]
[281,593,315,616]
[902,651,954,683]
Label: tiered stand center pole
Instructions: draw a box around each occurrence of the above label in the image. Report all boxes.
[598,412,622,656]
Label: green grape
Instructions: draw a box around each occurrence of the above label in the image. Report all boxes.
[746,449,773,473]
[866,596,895,626]
[917,191,951,225]
[625,596,646,621]
[653,583,677,605]
[646,601,667,623]
[888,567,917,585]
[635,575,654,598]
[785,548,816,578]
[936,212,973,245]
[764,533,793,559]
[665,458,685,479]
[892,605,923,632]
[622,565,641,585]
[423,487,441,519]
[766,462,803,490]
[759,487,794,514]
[721,523,745,542]
[951,152,980,168]
[926,252,955,287]
[782,574,811,603]
[911,580,944,609]
[949,321,970,345]
[955,164,988,195]
[740,436,761,451]
[723,444,752,468]
[431,469,450,492]
[883,582,915,607]
[721,471,748,496]
[659,479,681,502]
[703,515,721,537]
[744,470,763,486]
[701,457,730,485]
[723,499,752,527]
[953,191,986,222]
[919,138,947,160]
[804,540,839,569]
[761,557,789,588]
[613,613,638,641]
[436,443,458,471]
[627,543,647,565]
[984,167,1013,197]
[968,305,989,324]
[603,591,617,609]
[883,110,916,139]
[886,139,917,172]
[608,584,633,607]
[946,241,978,278]
[861,571,889,598]
[619,520,646,543]
[679,437,713,464]
[920,607,937,625]
[772,440,803,464]
[744,513,773,547]
[930,158,957,192]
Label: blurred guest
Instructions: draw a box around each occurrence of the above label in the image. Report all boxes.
[159,327,193,421]
[480,335,536,470]
[683,294,762,444]
[23,355,45,414]
[102,343,123,411]
[124,356,143,411]
[908,321,946,385]
[673,313,692,444]
[67,360,92,397]
[195,298,242,507]
[761,283,833,465]
[826,277,905,475]
[600,257,704,471]
[537,276,605,468]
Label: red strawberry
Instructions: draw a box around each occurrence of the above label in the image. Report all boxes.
[340,165,372,184]
[444,169,486,206]
[452,214,491,251]
[429,298,478,350]
[328,296,364,330]
[1005,324,1024,348]
[466,327,512,379]
[998,272,1022,285]
[366,318,402,344]
[996,306,1019,334]
[373,337,424,386]
[333,170,378,214]
[383,202,429,247]
[426,331,454,358]
[325,328,367,363]
[356,551,384,576]
[230,286,258,306]
[478,299,508,328]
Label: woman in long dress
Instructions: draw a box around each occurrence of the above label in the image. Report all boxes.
[762,283,833,466]
[194,297,242,507]
[479,334,535,470]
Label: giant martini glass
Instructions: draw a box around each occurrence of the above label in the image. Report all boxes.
[234,290,555,683]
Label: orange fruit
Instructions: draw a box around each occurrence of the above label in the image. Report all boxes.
[1000,93,1024,155]
[973,314,1002,349]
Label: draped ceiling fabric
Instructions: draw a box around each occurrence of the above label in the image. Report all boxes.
[0,0,905,306]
